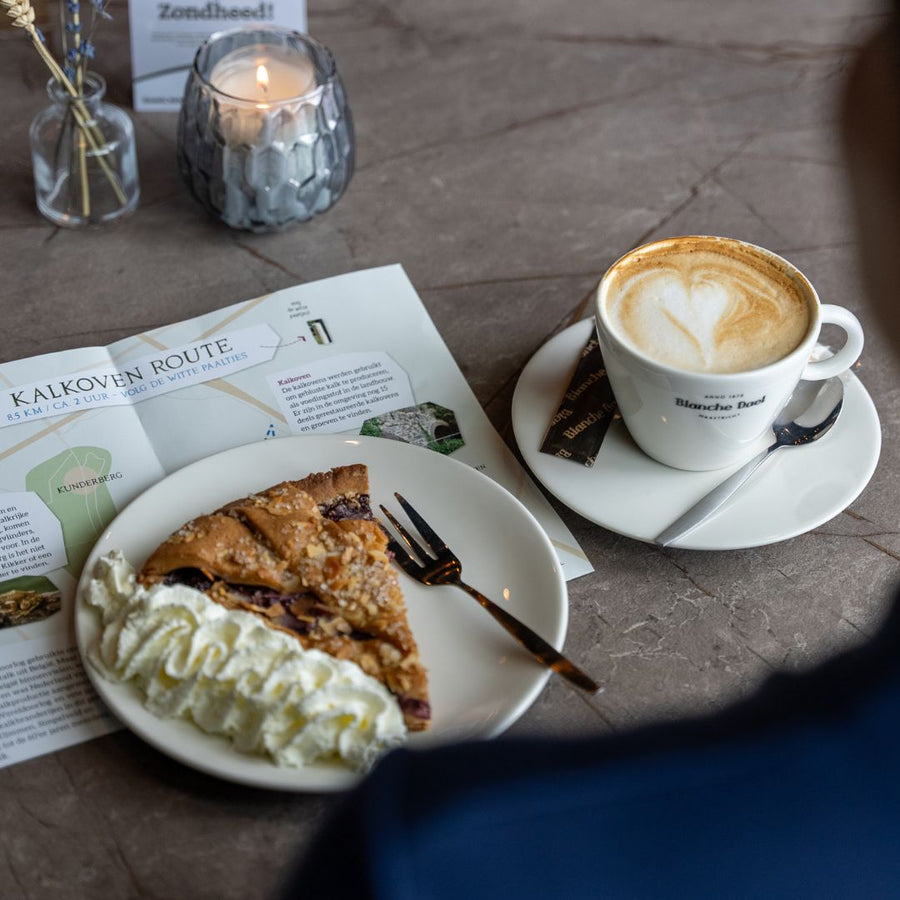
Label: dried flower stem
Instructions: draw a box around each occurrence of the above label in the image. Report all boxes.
[71,4,90,214]
[72,6,84,93]
[69,1,89,215]
[4,0,127,208]
[77,125,89,215]
[31,31,125,205]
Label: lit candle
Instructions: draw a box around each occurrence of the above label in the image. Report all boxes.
[209,44,316,103]
[208,43,317,145]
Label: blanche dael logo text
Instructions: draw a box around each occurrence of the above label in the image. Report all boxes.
[675,395,766,412]
[157,1,274,20]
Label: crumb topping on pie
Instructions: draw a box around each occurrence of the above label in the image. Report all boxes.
[138,464,430,730]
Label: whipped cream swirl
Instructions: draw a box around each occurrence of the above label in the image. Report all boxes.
[84,551,406,771]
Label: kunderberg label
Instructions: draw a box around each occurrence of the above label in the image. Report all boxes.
[1,324,279,428]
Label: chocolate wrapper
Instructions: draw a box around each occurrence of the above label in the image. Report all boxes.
[539,324,619,467]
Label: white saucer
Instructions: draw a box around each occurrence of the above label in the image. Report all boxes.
[512,319,882,550]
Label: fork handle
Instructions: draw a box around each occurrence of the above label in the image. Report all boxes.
[458,581,601,693]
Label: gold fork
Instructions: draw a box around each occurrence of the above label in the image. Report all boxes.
[379,492,601,694]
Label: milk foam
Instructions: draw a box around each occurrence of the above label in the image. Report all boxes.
[604,239,811,374]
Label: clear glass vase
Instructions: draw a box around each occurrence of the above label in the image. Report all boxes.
[29,74,140,227]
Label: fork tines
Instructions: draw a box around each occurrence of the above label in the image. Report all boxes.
[379,493,449,562]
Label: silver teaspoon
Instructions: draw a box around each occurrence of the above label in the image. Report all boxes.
[655,376,845,548]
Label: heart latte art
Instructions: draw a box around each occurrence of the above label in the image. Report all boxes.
[604,241,811,374]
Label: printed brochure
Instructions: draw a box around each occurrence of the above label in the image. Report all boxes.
[0,265,592,768]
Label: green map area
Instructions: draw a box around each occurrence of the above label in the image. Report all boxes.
[25,446,116,578]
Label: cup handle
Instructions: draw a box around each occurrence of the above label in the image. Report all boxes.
[801,304,864,380]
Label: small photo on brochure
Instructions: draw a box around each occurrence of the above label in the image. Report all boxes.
[0,576,61,630]
[360,402,465,455]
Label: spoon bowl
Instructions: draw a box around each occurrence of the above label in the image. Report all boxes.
[773,376,844,443]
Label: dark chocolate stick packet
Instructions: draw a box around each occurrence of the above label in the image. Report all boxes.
[539,324,619,467]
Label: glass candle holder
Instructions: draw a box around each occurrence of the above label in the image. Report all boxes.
[177,26,355,233]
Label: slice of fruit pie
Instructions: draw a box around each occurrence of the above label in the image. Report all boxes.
[138,464,431,731]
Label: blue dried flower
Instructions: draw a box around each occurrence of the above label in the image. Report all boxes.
[79,40,95,59]
[63,65,76,81]
[91,0,112,19]
[66,1,79,12]
[65,22,81,32]
[66,47,79,62]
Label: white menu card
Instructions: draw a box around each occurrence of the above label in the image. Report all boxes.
[128,0,307,111]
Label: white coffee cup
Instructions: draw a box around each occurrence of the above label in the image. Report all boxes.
[594,235,864,471]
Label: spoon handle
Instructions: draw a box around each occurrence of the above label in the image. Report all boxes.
[655,444,777,547]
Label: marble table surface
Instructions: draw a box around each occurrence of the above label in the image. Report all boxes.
[1,0,898,896]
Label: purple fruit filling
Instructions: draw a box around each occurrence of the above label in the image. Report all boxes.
[400,697,431,720]
[164,568,214,592]
[320,494,373,522]
[162,568,374,640]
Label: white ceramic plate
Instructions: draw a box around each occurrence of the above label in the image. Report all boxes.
[512,319,881,550]
[75,435,567,792]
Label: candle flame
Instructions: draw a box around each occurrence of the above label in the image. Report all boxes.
[256,64,269,93]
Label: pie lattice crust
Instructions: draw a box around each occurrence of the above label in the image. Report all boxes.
[138,464,430,730]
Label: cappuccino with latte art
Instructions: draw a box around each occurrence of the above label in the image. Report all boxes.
[603,237,811,374]
[595,236,864,470]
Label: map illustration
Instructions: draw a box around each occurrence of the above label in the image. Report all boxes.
[26,446,116,578]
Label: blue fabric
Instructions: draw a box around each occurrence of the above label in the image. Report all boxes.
[283,598,900,899]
